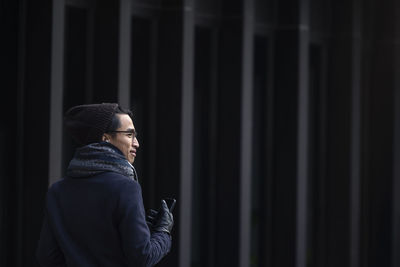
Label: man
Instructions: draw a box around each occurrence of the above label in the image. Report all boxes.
[37,103,173,266]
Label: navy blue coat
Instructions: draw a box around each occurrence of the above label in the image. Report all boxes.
[36,172,171,267]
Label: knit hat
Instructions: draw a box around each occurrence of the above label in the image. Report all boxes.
[64,103,119,146]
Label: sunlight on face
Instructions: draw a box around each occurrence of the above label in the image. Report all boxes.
[108,114,139,164]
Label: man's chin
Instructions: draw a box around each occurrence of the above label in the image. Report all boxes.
[125,155,135,164]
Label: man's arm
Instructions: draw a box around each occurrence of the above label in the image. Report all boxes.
[118,179,172,267]
[36,210,66,267]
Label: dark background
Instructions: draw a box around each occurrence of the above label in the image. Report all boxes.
[2,0,400,266]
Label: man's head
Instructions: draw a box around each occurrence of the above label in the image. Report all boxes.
[64,103,140,164]
[102,108,139,164]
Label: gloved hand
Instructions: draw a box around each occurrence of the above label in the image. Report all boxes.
[152,200,174,235]
[146,209,158,230]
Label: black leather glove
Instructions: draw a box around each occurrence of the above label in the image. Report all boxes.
[146,209,158,230]
[152,200,174,235]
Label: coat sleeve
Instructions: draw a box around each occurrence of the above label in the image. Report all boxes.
[36,209,66,267]
[117,180,172,267]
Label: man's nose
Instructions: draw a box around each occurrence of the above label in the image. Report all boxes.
[133,137,139,148]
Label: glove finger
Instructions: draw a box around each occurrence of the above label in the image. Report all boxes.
[147,209,157,215]
[162,200,173,216]
[161,200,169,211]
[149,209,158,217]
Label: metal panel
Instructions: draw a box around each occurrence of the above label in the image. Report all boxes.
[392,3,400,267]
[48,0,65,185]
[118,0,132,108]
[350,0,362,266]
[239,0,254,266]
[179,1,195,265]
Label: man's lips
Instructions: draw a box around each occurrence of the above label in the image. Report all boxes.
[130,150,136,157]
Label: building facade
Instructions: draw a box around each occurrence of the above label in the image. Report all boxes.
[2,0,400,266]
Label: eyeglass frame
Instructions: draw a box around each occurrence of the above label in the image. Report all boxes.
[107,130,138,138]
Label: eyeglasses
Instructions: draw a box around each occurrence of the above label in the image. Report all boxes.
[108,130,138,138]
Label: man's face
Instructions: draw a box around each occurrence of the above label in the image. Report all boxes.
[107,114,139,164]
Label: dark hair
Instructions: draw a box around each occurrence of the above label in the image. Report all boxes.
[106,106,133,136]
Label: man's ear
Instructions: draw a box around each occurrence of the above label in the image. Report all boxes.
[102,134,111,142]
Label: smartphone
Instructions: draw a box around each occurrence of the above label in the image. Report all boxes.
[164,198,176,212]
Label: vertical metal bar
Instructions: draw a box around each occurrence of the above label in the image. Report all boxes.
[16,0,27,265]
[239,0,254,266]
[350,0,362,266]
[393,60,400,267]
[118,0,132,108]
[48,0,65,185]
[392,2,400,265]
[179,1,195,266]
[296,0,310,266]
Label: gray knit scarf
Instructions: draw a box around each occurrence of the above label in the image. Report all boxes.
[66,142,138,181]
